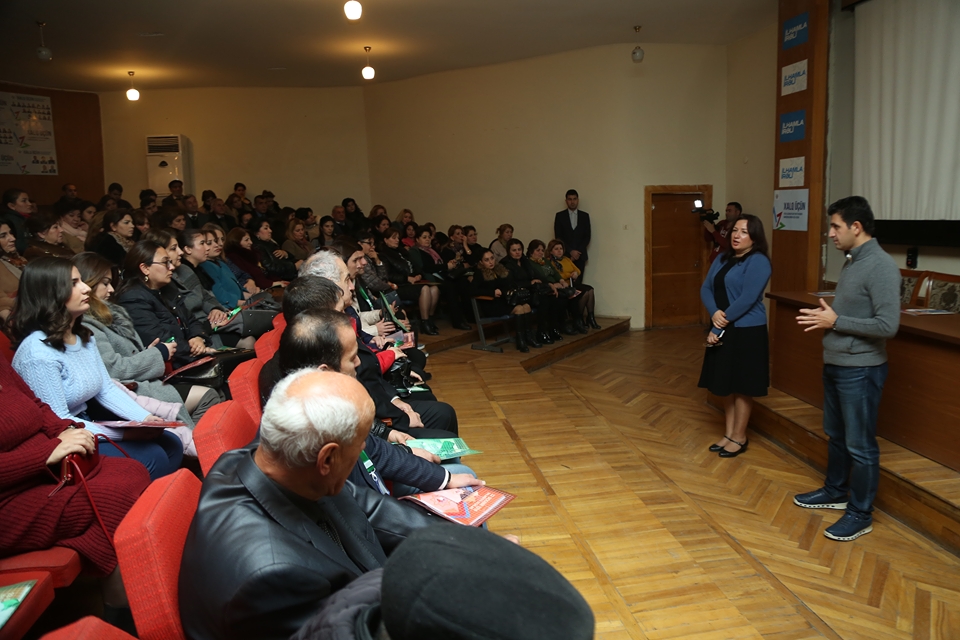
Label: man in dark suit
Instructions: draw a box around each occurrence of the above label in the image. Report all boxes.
[553,189,592,280]
[179,369,445,640]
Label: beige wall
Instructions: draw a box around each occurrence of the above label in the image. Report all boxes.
[99,87,371,213]
[725,23,779,251]
[364,43,730,327]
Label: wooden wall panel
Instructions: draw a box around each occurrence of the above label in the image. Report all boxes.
[0,83,104,207]
[771,0,830,292]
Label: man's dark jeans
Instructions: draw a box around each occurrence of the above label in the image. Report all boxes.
[822,362,888,517]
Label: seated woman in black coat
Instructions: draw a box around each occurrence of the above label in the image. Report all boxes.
[378,227,440,335]
[470,248,535,353]
[114,241,217,368]
[248,219,299,282]
[408,225,471,331]
[499,238,564,348]
[87,209,136,267]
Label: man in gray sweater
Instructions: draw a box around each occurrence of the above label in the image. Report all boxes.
[793,196,900,541]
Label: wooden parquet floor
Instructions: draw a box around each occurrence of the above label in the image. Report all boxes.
[426,327,960,640]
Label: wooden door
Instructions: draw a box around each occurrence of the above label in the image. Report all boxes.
[650,193,706,327]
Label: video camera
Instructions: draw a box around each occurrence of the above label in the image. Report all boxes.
[691,199,720,223]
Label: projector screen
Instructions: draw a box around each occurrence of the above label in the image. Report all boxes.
[852,0,960,220]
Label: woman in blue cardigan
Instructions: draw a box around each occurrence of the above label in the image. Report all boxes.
[698,214,771,458]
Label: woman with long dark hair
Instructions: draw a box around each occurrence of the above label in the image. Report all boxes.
[9,257,183,479]
[546,239,599,332]
[409,225,471,331]
[341,197,366,233]
[697,214,771,458]
[225,226,274,289]
[2,187,31,254]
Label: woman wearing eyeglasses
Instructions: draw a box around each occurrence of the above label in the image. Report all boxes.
[697,214,771,458]
[114,241,216,368]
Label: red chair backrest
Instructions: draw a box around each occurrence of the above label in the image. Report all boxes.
[254,329,281,361]
[228,358,264,424]
[114,470,201,640]
[192,400,258,476]
[272,314,286,331]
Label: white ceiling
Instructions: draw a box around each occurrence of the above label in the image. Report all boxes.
[0,0,777,92]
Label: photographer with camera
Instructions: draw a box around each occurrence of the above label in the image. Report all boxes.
[702,202,743,264]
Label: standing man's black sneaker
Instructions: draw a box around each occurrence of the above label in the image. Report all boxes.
[793,488,848,510]
[824,512,873,541]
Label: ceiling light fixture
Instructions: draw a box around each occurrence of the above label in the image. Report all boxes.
[344,1,362,20]
[361,46,375,80]
[36,22,52,62]
[126,71,140,101]
[632,26,645,63]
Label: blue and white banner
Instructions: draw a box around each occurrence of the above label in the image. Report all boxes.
[781,59,808,96]
[780,110,806,142]
[779,156,806,188]
[773,189,809,231]
[783,12,809,50]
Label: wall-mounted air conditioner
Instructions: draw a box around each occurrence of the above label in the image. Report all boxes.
[146,134,191,196]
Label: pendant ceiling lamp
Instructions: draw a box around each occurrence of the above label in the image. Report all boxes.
[126,71,140,101]
[361,46,375,80]
[344,1,362,20]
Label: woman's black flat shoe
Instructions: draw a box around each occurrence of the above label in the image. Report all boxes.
[718,439,748,458]
[709,436,731,452]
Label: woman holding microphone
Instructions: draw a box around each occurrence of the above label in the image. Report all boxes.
[697,214,771,458]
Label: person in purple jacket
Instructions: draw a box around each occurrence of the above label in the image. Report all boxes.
[697,214,771,458]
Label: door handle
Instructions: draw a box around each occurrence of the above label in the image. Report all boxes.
[694,262,700,268]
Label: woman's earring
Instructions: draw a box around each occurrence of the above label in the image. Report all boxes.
[144,274,149,284]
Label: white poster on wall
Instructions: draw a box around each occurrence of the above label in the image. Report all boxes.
[779,156,806,187]
[781,59,808,95]
[773,188,809,231]
[0,92,58,176]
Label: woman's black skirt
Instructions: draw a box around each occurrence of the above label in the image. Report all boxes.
[697,324,769,397]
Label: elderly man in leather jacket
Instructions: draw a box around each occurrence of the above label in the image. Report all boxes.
[178,369,445,640]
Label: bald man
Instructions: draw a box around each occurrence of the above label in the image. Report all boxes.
[179,369,444,640]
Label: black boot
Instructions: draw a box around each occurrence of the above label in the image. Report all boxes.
[574,312,588,334]
[551,328,564,341]
[587,312,601,329]
[515,315,529,353]
[421,318,439,335]
[539,315,554,344]
[526,325,542,348]
[539,328,554,345]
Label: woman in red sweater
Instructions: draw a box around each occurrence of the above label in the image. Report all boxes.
[0,356,150,605]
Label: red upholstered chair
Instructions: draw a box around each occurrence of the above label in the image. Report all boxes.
[191,400,258,476]
[0,570,55,640]
[254,329,281,361]
[114,469,201,640]
[40,616,136,639]
[228,358,264,424]
[272,314,286,331]
[0,547,82,589]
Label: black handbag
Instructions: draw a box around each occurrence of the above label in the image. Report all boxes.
[163,348,256,388]
[387,360,418,398]
[506,287,532,306]
[556,286,578,299]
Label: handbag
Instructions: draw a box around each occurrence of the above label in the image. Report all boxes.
[47,428,132,544]
[556,286,578,299]
[505,287,532,306]
[387,360,417,398]
[163,348,256,388]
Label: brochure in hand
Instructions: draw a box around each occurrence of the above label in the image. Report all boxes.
[379,292,409,331]
[399,486,515,527]
[406,437,481,460]
[903,308,954,315]
[96,420,188,428]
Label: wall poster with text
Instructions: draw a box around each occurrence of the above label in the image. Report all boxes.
[773,189,809,231]
[0,92,58,176]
